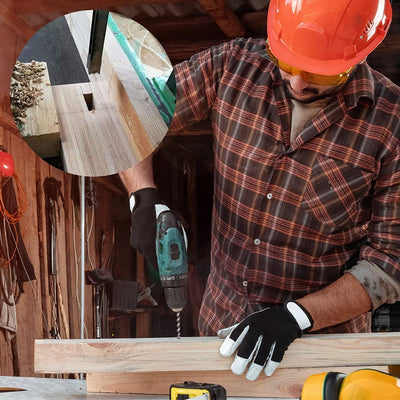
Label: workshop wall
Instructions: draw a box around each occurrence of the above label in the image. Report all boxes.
[0,129,88,376]
[0,126,134,376]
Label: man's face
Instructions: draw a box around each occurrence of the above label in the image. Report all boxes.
[279,69,341,103]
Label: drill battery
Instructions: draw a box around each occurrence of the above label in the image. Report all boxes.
[170,382,226,400]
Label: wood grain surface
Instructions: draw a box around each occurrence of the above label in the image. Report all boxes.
[86,366,389,397]
[21,62,61,158]
[35,333,400,374]
[59,10,167,176]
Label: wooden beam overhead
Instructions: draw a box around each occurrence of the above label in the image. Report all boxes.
[0,0,190,15]
[197,0,246,38]
[35,333,400,374]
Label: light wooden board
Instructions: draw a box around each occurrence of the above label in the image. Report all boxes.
[34,333,400,374]
[0,376,293,400]
[0,376,171,400]
[86,366,389,397]
[58,10,168,176]
[52,83,140,176]
[20,61,60,158]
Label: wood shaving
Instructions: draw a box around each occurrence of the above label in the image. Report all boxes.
[10,60,46,130]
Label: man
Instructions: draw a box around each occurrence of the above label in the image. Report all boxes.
[120,0,400,381]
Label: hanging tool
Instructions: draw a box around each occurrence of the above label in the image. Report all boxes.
[86,268,113,338]
[87,10,109,74]
[156,208,188,339]
[44,177,68,339]
[170,382,226,400]
[137,285,158,307]
[301,369,400,400]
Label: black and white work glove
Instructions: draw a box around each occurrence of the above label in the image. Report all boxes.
[129,188,188,270]
[218,301,313,380]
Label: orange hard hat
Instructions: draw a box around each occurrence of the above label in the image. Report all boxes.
[267,0,392,76]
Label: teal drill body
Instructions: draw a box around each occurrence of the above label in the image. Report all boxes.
[156,210,188,314]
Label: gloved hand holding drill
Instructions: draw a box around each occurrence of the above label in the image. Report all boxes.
[218,301,313,380]
[129,187,168,270]
[129,187,189,338]
[129,187,188,268]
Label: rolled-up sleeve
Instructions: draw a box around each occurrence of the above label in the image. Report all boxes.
[169,41,233,132]
[361,139,400,284]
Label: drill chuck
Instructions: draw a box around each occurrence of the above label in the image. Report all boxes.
[161,273,188,312]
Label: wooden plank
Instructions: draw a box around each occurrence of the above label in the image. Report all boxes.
[63,173,81,341]
[135,253,151,338]
[52,83,140,176]
[35,333,400,374]
[36,158,53,342]
[10,134,42,376]
[58,10,168,176]
[0,376,158,400]
[20,62,61,159]
[87,366,389,397]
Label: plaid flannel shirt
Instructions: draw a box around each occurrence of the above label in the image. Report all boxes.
[170,38,400,335]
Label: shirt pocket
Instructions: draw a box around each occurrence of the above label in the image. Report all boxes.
[301,154,374,228]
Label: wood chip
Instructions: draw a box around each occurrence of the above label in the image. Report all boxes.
[10,60,46,130]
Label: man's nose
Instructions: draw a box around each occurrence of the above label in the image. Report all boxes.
[289,74,310,91]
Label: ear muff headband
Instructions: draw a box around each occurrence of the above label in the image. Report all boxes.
[324,372,346,400]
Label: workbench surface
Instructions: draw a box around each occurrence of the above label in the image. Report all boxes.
[0,376,295,400]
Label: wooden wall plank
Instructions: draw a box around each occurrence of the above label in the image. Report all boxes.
[0,124,14,376]
[0,2,37,42]
[86,366,390,397]
[35,333,400,374]
[85,197,96,339]
[63,174,80,340]
[36,157,52,344]
[0,23,25,112]
[10,135,42,376]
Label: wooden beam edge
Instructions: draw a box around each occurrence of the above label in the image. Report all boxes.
[34,333,400,374]
[86,366,390,397]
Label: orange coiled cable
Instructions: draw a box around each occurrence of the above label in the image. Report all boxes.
[0,172,27,268]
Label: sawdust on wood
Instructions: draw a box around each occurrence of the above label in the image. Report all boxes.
[10,60,47,131]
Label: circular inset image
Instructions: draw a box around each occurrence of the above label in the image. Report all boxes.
[10,10,176,177]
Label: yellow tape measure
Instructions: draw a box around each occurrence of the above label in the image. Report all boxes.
[170,382,226,400]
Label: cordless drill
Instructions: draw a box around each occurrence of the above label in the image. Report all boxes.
[155,208,188,338]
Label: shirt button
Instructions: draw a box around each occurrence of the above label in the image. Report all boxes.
[266,193,273,199]
[242,281,248,287]
[254,238,261,245]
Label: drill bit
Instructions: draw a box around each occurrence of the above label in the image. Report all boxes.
[176,312,181,339]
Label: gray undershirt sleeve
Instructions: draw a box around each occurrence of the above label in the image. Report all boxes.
[346,260,400,310]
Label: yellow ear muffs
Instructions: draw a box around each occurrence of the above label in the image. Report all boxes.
[301,372,345,400]
[339,369,400,400]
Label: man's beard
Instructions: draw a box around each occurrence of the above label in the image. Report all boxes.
[282,80,338,104]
